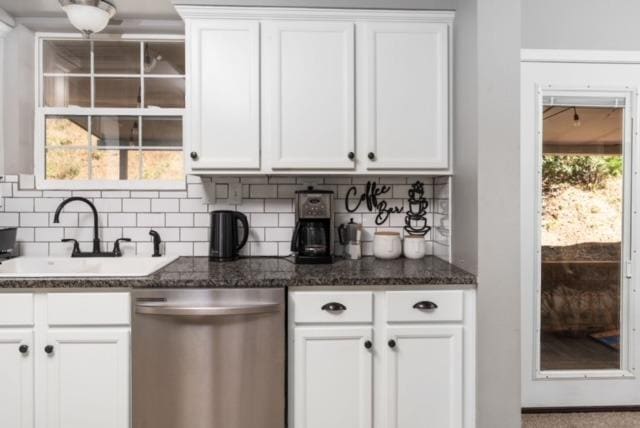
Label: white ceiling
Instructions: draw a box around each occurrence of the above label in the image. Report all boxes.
[0,0,179,19]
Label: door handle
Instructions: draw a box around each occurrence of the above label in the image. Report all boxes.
[135,302,281,317]
[413,301,438,310]
[19,344,29,354]
[321,302,347,312]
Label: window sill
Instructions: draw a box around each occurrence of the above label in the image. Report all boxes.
[36,178,187,191]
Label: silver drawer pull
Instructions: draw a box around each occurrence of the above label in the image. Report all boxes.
[413,301,438,310]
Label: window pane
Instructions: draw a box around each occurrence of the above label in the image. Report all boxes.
[142,117,182,148]
[92,116,139,148]
[144,42,185,75]
[94,78,140,108]
[92,149,141,180]
[142,151,184,180]
[46,149,89,180]
[93,41,140,74]
[540,105,624,371]
[46,116,89,147]
[43,40,90,74]
[43,76,90,107]
[144,78,185,108]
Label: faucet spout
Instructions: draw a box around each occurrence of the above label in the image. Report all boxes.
[54,197,100,253]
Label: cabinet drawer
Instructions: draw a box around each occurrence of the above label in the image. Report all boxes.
[386,290,463,322]
[47,292,130,326]
[292,291,372,324]
[0,293,34,326]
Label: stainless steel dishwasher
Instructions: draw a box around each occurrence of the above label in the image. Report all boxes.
[132,288,285,428]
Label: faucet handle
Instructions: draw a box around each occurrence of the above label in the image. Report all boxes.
[112,238,132,257]
[61,239,80,257]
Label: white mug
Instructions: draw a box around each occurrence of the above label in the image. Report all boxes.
[373,232,402,259]
[403,235,426,259]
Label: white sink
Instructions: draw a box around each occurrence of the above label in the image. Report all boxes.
[0,256,179,278]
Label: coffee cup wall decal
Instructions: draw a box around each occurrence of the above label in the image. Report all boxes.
[404,181,431,236]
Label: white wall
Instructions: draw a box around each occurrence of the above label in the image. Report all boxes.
[453,0,522,426]
[522,0,640,50]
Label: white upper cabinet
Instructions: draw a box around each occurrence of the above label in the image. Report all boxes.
[359,22,449,170]
[176,7,453,175]
[263,21,355,170]
[186,19,261,171]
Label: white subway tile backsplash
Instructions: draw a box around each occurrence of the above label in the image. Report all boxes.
[5,198,34,212]
[152,199,179,213]
[35,228,63,242]
[251,213,278,227]
[179,198,207,213]
[123,199,151,212]
[166,213,194,227]
[108,213,136,227]
[180,227,209,242]
[250,184,277,198]
[137,213,165,227]
[20,213,49,227]
[0,175,449,259]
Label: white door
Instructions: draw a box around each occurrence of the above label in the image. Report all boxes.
[45,329,129,428]
[293,326,372,428]
[187,19,261,170]
[358,22,449,170]
[522,54,640,407]
[385,326,462,428]
[0,330,34,428]
[263,20,355,170]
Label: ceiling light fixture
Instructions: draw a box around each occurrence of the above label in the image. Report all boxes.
[59,0,116,38]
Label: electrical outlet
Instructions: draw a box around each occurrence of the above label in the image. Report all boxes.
[228,182,243,205]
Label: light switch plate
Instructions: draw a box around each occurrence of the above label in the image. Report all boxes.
[201,181,216,204]
[228,182,242,205]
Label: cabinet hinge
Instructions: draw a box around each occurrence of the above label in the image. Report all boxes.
[626,260,633,278]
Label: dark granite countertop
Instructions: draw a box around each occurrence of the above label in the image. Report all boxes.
[0,256,476,289]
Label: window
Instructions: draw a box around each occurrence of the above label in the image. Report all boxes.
[36,36,185,189]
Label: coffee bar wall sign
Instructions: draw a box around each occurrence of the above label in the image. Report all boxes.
[345,181,431,231]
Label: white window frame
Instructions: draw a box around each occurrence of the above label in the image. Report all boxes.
[34,32,186,190]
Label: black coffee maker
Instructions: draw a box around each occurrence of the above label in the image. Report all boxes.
[209,210,249,261]
[290,187,334,264]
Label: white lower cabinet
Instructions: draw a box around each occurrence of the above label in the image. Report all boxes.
[0,292,130,428]
[0,329,34,428]
[290,289,475,428]
[294,327,372,428]
[45,329,130,428]
[385,326,463,428]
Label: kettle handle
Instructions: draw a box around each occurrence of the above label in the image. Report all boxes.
[338,224,346,245]
[290,222,301,252]
[234,212,249,252]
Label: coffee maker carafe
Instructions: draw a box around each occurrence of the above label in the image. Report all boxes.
[291,187,334,264]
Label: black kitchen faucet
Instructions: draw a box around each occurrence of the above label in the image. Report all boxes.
[53,197,130,257]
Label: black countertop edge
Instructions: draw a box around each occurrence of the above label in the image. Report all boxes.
[0,255,476,289]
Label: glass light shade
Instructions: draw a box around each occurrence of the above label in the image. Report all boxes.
[62,3,113,35]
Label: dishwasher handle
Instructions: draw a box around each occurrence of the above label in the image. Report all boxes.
[135,302,281,317]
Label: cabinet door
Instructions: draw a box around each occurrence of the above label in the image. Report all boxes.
[0,330,34,428]
[264,21,355,170]
[386,326,462,428]
[45,329,129,428]
[359,22,449,170]
[294,326,372,428]
[187,19,260,170]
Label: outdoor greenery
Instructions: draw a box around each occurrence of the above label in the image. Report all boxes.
[542,155,623,191]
